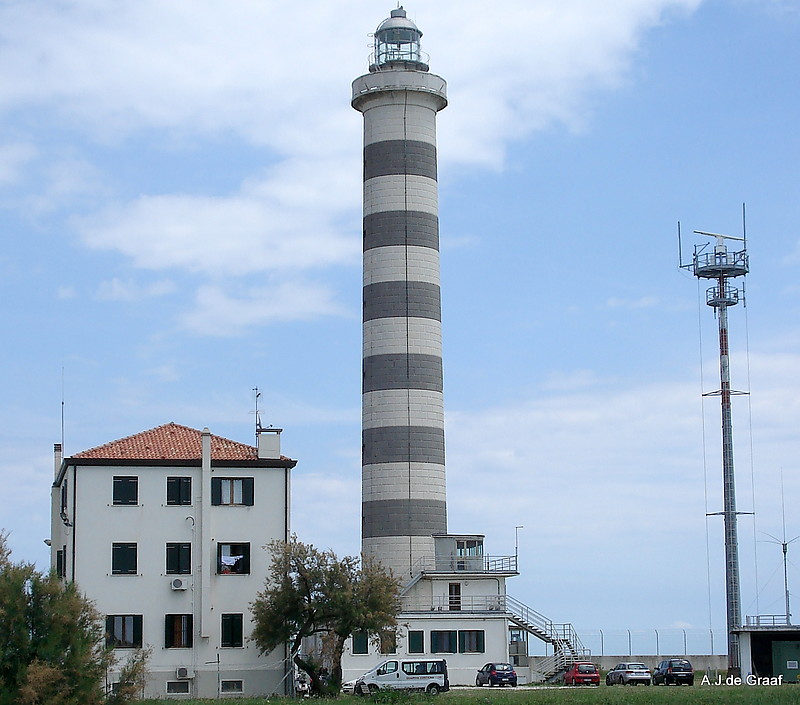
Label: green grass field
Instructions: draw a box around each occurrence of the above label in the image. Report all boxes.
[138,683,797,705]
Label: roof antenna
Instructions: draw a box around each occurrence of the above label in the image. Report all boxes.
[759,469,799,626]
[61,365,66,451]
[253,387,264,438]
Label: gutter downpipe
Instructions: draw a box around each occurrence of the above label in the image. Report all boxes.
[200,428,212,639]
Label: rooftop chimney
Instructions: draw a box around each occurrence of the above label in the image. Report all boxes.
[257,428,282,459]
[53,443,62,480]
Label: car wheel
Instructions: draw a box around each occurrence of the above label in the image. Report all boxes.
[475,677,481,687]
[606,677,612,686]
[426,684,440,695]
[368,684,379,694]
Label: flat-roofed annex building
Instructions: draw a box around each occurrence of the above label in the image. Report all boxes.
[50,422,296,699]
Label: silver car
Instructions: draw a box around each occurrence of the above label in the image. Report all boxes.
[606,662,651,686]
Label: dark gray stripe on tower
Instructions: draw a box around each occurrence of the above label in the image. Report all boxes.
[363,281,441,322]
[363,498,447,537]
[363,354,443,393]
[364,211,439,251]
[362,426,445,465]
[364,140,438,180]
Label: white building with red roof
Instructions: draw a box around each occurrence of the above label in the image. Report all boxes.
[50,422,296,698]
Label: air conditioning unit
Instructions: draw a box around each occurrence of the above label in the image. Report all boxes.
[176,666,194,679]
[170,577,188,591]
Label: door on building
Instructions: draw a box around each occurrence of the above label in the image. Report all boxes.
[772,640,800,682]
[448,583,461,611]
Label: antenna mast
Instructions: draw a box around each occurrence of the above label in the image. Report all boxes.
[761,470,799,626]
[681,225,749,675]
[253,386,263,439]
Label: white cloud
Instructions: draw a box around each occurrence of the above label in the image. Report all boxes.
[429,0,703,168]
[56,285,77,300]
[75,156,361,276]
[541,368,608,391]
[0,142,36,185]
[182,280,349,336]
[606,295,661,308]
[0,2,703,164]
[1,0,706,335]
[439,346,800,628]
[446,347,800,548]
[96,277,176,301]
[0,1,365,151]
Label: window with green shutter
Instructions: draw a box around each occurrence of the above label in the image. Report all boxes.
[166,477,192,505]
[221,614,243,647]
[165,614,193,648]
[430,630,457,653]
[458,630,485,653]
[211,477,254,506]
[166,543,191,574]
[105,615,143,648]
[217,542,250,574]
[352,631,369,654]
[408,630,424,654]
[111,543,137,575]
[112,476,138,505]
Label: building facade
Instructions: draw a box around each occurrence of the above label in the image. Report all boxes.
[50,422,296,698]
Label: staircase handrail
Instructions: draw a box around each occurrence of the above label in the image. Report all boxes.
[505,595,558,638]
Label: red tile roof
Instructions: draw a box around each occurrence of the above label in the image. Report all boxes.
[71,422,259,461]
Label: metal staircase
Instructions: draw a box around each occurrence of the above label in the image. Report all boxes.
[397,573,588,683]
[505,595,589,680]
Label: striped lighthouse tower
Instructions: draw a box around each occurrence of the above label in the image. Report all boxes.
[352,7,448,578]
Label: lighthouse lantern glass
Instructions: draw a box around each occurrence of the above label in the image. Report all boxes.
[375,26,423,65]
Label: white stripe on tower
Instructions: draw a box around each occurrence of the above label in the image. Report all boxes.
[352,7,448,578]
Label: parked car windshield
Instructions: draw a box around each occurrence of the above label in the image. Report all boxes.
[577,664,596,673]
[628,664,647,670]
[494,664,513,671]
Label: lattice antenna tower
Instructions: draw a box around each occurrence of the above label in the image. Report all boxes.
[680,219,749,675]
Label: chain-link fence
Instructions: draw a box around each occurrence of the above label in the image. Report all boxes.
[526,628,727,656]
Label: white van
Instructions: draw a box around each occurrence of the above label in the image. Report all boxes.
[355,658,449,695]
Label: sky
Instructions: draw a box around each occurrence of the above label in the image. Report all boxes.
[2,0,799,656]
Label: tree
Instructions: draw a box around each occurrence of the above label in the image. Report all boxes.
[251,536,400,695]
[0,532,113,705]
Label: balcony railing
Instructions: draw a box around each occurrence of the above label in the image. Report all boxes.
[410,554,518,575]
[745,614,792,627]
[400,593,508,613]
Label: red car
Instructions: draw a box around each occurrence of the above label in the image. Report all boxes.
[563,662,600,686]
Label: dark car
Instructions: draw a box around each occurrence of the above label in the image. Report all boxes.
[563,662,600,686]
[605,662,651,686]
[476,662,517,687]
[653,659,694,686]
